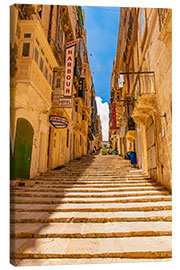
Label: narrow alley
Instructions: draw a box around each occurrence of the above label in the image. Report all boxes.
[10,154,172,266]
[9,4,172,268]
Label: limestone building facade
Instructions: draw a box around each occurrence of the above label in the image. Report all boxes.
[109,8,172,191]
[10,4,101,179]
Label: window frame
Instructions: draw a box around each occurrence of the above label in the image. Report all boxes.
[22,42,31,57]
[34,47,39,64]
[39,57,44,73]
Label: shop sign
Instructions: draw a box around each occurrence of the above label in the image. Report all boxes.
[49,115,69,129]
[59,98,72,108]
[64,39,80,97]
[66,39,79,48]
[112,101,116,127]
[110,101,120,130]
[64,45,75,97]
[110,126,120,130]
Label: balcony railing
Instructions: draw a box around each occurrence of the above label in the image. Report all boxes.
[131,72,155,100]
[52,93,64,104]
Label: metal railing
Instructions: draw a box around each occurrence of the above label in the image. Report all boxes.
[131,72,155,100]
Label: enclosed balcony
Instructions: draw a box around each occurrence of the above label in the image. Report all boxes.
[16,20,58,108]
[130,72,156,124]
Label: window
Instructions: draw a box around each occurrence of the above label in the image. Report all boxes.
[49,73,52,86]
[36,38,40,46]
[34,47,39,64]
[56,78,61,88]
[45,57,49,64]
[117,92,120,100]
[40,57,44,72]
[141,8,145,38]
[22,43,30,57]
[24,33,31,38]
[75,102,78,112]
[44,66,48,79]
[41,49,45,56]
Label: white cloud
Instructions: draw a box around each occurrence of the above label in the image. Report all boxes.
[96,96,109,141]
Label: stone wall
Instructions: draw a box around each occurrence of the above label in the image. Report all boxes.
[142,10,172,189]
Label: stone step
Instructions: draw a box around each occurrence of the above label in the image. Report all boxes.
[34,176,150,181]
[10,257,172,266]
[10,236,172,259]
[11,186,166,194]
[10,221,172,238]
[10,209,172,223]
[11,180,157,188]
[13,178,154,183]
[10,201,172,213]
[40,173,148,177]
[10,190,171,199]
[11,193,171,203]
[10,189,170,198]
[10,155,172,266]
[30,177,152,182]
[12,183,159,190]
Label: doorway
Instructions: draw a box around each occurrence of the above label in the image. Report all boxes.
[10,118,34,179]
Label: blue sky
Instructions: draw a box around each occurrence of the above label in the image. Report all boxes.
[82,6,120,104]
[82,6,120,140]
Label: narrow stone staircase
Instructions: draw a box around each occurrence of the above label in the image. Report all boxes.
[10,155,172,266]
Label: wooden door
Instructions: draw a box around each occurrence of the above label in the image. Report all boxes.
[10,118,34,179]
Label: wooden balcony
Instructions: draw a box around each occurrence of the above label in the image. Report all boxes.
[130,72,156,124]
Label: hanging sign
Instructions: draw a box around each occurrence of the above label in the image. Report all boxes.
[110,101,120,130]
[49,115,69,129]
[66,39,80,48]
[112,101,116,127]
[64,45,75,97]
[64,39,80,97]
[59,98,72,108]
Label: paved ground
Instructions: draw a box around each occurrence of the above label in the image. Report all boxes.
[10,154,172,266]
